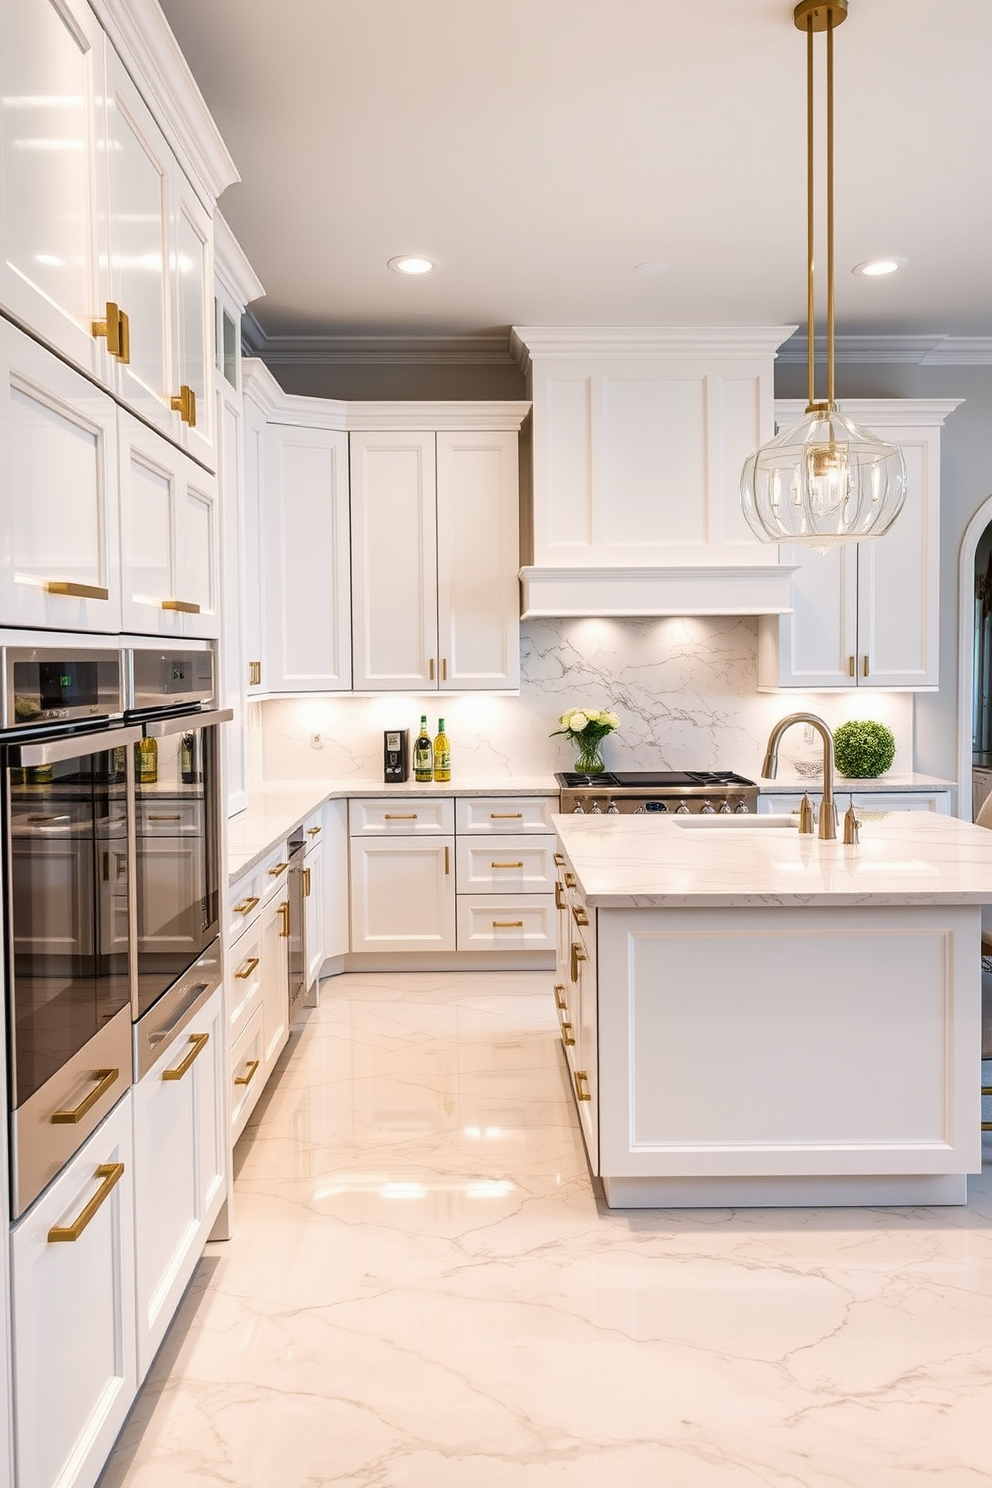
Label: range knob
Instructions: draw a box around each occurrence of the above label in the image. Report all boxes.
[734,798,750,814]
[572,801,585,813]
[590,800,603,814]
[718,801,733,814]
[607,800,620,814]
[700,800,716,814]
[634,804,647,814]
[675,802,691,814]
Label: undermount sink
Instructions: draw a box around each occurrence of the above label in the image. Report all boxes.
[674,813,799,830]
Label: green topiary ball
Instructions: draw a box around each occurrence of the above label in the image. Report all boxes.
[832,720,896,779]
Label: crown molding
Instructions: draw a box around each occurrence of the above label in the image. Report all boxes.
[241,362,529,430]
[510,325,798,370]
[239,322,515,365]
[774,398,964,428]
[214,216,265,313]
[88,0,239,208]
[777,334,992,366]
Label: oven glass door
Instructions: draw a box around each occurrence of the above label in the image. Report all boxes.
[133,712,223,1019]
[4,727,140,1108]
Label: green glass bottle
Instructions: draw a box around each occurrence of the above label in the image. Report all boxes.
[414,716,433,782]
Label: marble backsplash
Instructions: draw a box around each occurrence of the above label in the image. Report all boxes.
[255,616,914,784]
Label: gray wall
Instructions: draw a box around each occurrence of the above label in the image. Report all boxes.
[261,360,527,402]
[775,361,992,785]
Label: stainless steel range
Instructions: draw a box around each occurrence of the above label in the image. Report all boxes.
[556,770,759,815]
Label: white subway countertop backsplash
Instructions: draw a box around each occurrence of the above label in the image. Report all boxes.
[227,776,559,882]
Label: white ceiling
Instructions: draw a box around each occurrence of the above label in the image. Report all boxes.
[159,0,992,347]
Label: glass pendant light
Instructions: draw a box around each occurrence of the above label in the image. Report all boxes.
[740,0,906,551]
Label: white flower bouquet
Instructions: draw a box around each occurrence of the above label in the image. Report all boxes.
[550,707,620,774]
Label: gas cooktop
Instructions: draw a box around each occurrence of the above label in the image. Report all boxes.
[556,770,756,790]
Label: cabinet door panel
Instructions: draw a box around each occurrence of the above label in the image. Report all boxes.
[260,891,289,1074]
[172,180,214,464]
[132,988,224,1380]
[266,426,351,689]
[242,391,267,694]
[304,839,325,988]
[436,431,519,689]
[178,459,220,637]
[349,838,455,952]
[768,543,858,689]
[10,1096,135,1488]
[350,432,437,689]
[0,0,108,378]
[120,414,184,636]
[218,390,248,813]
[0,320,121,630]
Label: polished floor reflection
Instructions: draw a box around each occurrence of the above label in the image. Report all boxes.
[101,972,992,1488]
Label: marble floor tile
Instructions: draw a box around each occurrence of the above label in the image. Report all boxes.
[100,972,992,1488]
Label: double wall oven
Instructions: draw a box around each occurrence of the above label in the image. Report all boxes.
[1,643,229,1217]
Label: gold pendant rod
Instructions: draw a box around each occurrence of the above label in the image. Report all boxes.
[806,14,815,409]
[826,10,836,407]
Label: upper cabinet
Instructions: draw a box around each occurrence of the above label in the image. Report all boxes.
[0,0,238,469]
[510,326,796,617]
[757,400,961,691]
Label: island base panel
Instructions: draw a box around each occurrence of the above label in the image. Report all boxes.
[601,1173,969,1208]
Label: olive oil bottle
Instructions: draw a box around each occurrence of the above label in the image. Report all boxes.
[432,718,451,783]
[414,716,433,782]
[135,735,158,785]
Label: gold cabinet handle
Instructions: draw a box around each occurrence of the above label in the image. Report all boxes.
[48,1162,125,1243]
[848,655,856,678]
[561,1021,576,1047]
[553,853,566,866]
[249,661,262,686]
[234,955,260,980]
[863,655,870,678]
[491,861,524,869]
[45,581,110,601]
[491,812,523,819]
[570,942,587,983]
[278,900,290,937]
[303,866,311,897]
[234,895,260,915]
[444,845,450,875]
[553,984,568,1011]
[492,920,524,928]
[118,308,130,364]
[170,384,197,426]
[563,872,576,889]
[234,1058,260,1088]
[571,905,589,926]
[384,814,418,820]
[51,1068,119,1125]
[574,1070,592,1102]
[147,813,182,822]
[442,658,447,681]
[92,301,128,360]
[554,882,566,910]
[161,598,201,613]
[162,1031,209,1081]
[268,862,289,876]
[429,658,435,680]
[307,825,321,836]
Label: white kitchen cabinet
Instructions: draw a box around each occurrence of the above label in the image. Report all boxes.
[321,798,350,962]
[0,317,122,631]
[757,401,960,690]
[349,835,456,953]
[304,830,325,989]
[241,379,269,696]
[554,856,598,1165]
[229,1003,264,1142]
[227,842,290,1126]
[260,878,290,1077]
[10,1095,136,1488]
[265,424,351,691]
[132,988,225,1381]
[0,0,110,381]
[350,422,521,691]
[119,412,220,639]
[757,789,951,816]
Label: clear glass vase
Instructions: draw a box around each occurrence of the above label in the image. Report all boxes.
[573,736,606,775]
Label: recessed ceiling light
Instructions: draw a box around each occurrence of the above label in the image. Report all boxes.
[634,261,670,276]
[387,255,435,275]
[852,257,907,277]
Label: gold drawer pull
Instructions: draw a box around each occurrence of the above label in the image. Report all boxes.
[278,900,290,937]
[161,598,201,613]
[848,655,856,678]
[303,866,311,897]
[45,581,110,601]
[492,920,524,928]
[234,1058,260,1088]
[162,1031,209,1081]
[48,1162,125,1243]
[563,872,576,888]
[267,862,289,877]
[51,1068,119,1125]
[307,825,321,836]
[234,955,260,980]
[490,812,522,819]
[384,814,417,820]
[571,905,589,926]
[249,660,262,686]
[170,383,197,426]
[92,300,128,360]
[554,882,566,910]
[491,861,524,869]
[444,845,450,874]
[863,655,870,678]
[561,1021,576,1047]
[574,1070,592,1102]
[429,658,435,680]
[570,942,587,982]
[553,984,568,1010]
[553,853,565,866]
[147,813,182,822]
[234,895,260,915]
[442,657,448,681]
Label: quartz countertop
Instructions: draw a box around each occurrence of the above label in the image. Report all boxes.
[227,776,559,882]
[757,771,954,794]
[553,810,992,909]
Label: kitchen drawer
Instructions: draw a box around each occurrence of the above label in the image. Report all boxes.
[455,894,556,952]
[301,806,325,846]
[230,1004,265,1142]
[228,840,290,940]
[349,797,454,835]
[136,798,204,836]
[229,924,263,1035]
[456,796,557,834]
[456,835,556,893]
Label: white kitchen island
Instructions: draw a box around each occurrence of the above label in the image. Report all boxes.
[553,811,992,1208]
